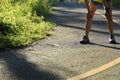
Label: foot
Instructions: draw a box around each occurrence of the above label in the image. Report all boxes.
[109,34,116,44]
[80,36,90,44]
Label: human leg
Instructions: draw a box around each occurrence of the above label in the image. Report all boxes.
[103,0,116,43]
[80,3,98,44]
[85,3,98,37]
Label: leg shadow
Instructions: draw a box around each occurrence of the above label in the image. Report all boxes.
[90,42,120,50]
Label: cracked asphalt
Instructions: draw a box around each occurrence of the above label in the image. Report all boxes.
[0,2,120,80]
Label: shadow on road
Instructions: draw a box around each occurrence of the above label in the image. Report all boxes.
[58,23,120,37]
[56,2,85,9]
[90,42,120,50]
[52,2,120,37]
[0,51,61,80]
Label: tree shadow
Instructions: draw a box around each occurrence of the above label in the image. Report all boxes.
[0,51,61,80]
[52,3,120,34]
[113,14,120,18]
[57,23,120,37]
[52,2,120,36]
[57,2,85,9]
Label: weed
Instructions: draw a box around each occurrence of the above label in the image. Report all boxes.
[0,0,58,49]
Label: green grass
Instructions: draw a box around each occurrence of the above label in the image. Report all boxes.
[0,0,58,49]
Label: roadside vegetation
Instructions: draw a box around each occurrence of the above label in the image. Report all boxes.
[0,0,59,49]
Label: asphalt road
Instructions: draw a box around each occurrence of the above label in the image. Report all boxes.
[0,2,120,80]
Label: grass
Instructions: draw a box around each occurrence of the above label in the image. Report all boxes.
[0,0,58,49]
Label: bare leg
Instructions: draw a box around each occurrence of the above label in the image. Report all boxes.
[80,3,98,44]
[85,3,98,37]
[104,1,114,34]
[103,0,116,43]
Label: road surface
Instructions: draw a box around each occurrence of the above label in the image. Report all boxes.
[0,2,120,80]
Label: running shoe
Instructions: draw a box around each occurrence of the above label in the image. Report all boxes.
[109,34,116,44]
[80,36,90,44]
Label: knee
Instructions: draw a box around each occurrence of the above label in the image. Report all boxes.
[105,8,112,18]
[87,13,94,20]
